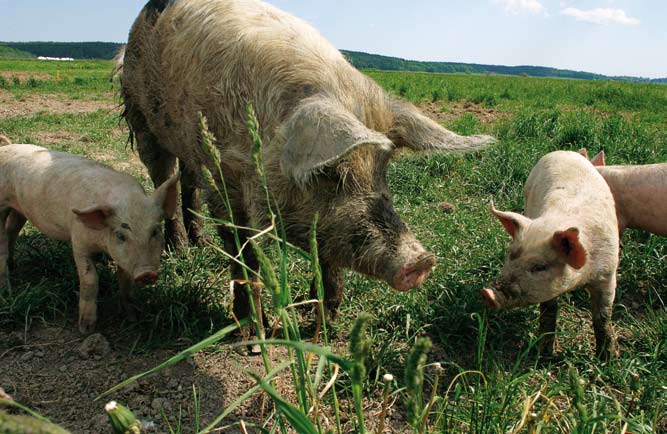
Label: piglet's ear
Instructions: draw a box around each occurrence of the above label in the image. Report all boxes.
[72,206,115,230]
[590,150,606,167]
[489,199,530,239]
[552,227,587,269]
[577,148,589,159]
[153,172,180,219]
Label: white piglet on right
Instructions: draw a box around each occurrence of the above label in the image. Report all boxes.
[482,150,620,359]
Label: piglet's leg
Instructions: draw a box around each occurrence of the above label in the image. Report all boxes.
[117,268,137,322]
[73,250,99,334]
[0,208,11,293]
[6,210,27,271]
[590,274,618,360]
[537,297,559,357]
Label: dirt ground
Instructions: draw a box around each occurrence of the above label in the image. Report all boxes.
[0,90,117,119]
[0,325,408,433]
[419,100,505,125]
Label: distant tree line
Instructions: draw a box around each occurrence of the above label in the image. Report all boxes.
[341,50,666,84]
[0,45,34,59]
[0,42,123,60]
[0,42,663,84]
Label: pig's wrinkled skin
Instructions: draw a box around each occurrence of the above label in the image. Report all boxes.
[482,151,620,358]
[0,143,179,333]
[583,149,667,236]
[121,0,494,321]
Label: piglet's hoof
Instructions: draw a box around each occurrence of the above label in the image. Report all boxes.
[78,316,97,335]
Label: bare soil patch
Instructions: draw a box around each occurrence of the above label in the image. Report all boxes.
[0,90,116,119]
[0,326,406,433]
[91,149,149,179]
[0,71,51,82]
[420,100,506,125]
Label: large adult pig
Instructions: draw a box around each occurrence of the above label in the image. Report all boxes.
[0,142,179,333]
[481,151,620,359]
[121,0,494,319]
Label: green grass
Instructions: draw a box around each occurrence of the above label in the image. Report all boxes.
[0,64,665,433]
[0,59,113,97]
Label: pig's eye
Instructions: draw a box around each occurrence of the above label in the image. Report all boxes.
[530,263,549,273]
[151,228,160,239]
[115,232,127,243]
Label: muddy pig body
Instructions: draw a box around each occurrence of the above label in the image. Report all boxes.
[482,150,619,358]
[122,0,494,320]
[0,143,179,333]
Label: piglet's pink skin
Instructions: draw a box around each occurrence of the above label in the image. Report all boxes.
[482,151,620,359]
[586,151,667,236]
[0,143,179,333]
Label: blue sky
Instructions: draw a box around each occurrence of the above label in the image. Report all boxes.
[0,0,665,78]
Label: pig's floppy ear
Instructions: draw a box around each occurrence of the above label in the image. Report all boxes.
[388,102,496,152]
[590,150,606,167]
[281,97,394,185]
[72,205,115,230]
[152,172,180,219]
[489,199,530,239]
[551,227,587,269]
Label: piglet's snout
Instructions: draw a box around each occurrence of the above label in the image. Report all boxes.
[392,252,436,292]
[134,271,158,285]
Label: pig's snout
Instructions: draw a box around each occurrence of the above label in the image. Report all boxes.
[134,271,158,285]
[392,253,436,291]
[481,288,500,309]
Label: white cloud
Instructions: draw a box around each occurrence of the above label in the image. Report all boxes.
[561,7,640,25]
[494,0,545,15]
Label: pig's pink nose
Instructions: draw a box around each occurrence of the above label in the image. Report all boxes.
[134,272,158,285]
[392,255,436,292]
[480,288,500,309]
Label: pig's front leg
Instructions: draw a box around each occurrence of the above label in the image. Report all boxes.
[0,208,11,292]
[310,261,344,319]
[73,250,99,334]
[590,274,618,359]
[537,298,559,357]
[117,268,137,322]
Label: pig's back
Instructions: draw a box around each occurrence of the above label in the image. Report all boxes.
[0,144,143,239]
[599,164,667,234]
[524,151,615,221]
[125,0,387,161]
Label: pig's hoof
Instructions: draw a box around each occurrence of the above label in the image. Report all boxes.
[78,318,97,335]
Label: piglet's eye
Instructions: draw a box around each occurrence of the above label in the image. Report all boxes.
[116,232,126,243]
[151,228,160,238]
